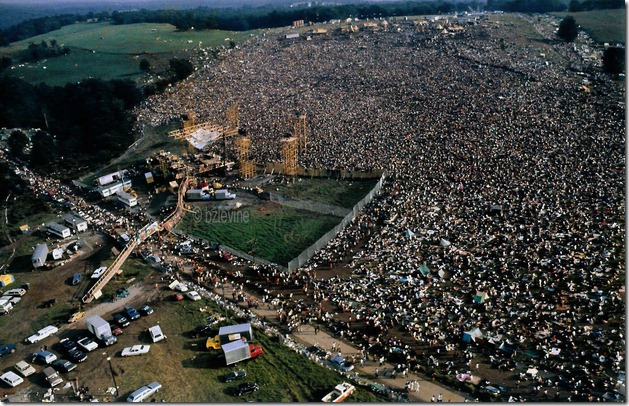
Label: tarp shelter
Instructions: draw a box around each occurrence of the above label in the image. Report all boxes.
[419,263,430,276]
[462,327,484,343]
[474,291,489,303]
[440,238,451,247]
[405,229,415,238]
[0,274,14,287]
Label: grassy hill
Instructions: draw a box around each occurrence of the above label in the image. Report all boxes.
[2,22,256,86]
[551,9,625,44]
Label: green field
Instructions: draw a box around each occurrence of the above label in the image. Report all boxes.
[2,22,256,86]
[552,9,625,44]
[272,177,379,209]
[177,203,341,265]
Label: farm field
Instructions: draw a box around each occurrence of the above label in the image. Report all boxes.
[177,202,342,265]
[3,22,256,86]
[551,9,625,44]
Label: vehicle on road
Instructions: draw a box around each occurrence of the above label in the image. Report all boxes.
[68,311,85,323]
[52,359,77,373]
[0,371,24,387]
[124,306,141,320]
[234,382,259,396]
[329,355,354,372]
[0,343,16,356]
[224,369,246,382]
[121,345,151,357]
[127,381,162,402]
[14,361,36,377]
[186,291,202,301]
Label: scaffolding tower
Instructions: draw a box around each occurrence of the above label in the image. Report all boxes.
[294,113,307,154]
[280,137,298,176]
[225,102,239,137]
[235,134,255,179]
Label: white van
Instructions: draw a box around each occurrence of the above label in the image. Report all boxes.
[148,325,166,343]
[127,381,162,402]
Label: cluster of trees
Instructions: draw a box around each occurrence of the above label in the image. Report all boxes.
[0,76,143,179]
[23,40,70,62]
[569,0,625,12]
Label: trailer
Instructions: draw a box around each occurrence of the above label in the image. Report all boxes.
[214,189,236,200]
[222,340,251,365]
[32,244,48,268]
[46,222,71,239]
[117,191,138,208]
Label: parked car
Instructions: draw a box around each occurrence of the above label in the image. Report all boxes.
[124,306,141,320]
[206,335,221,350]
[111,324,123,336]
[186,291,202,301]
[172,293,184,301]
[0,343,16,356]
[127,381,161,402]
[139,305,154,315]
[121,345,151,357]
[4,288,27,297]
[14,361,36,377]
[25,325,59,344]
[58,338,78,353]
[68,311,85,323]
[42,366,63,387]
[329,355,354,372]
[52,359,77,373]
[32,350,57,365]
[113,313,130,327]
[192,325,212,339]
[224,369,246,382]
[0,371,24,387]
[234,382,259,396]
[91,266,107,279]
[77,337,98,352]
[249,344,264,359]
[67,348,87,363]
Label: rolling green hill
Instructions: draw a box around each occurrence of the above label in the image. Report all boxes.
[2,22,256,86]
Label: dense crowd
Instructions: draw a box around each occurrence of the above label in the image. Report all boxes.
[134,14,625,401]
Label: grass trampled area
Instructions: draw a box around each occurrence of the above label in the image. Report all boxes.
[177,203,341,265]
[272,177,379,209]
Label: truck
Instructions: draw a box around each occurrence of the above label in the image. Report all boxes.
[214,189,236,200]
[86,315,117,346]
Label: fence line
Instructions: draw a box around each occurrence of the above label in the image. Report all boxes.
[287,172,386,271]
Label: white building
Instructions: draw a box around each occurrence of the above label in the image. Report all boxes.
[96,170,128,186]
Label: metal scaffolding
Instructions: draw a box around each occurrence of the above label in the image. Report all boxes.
[294,113,307,154]
[280,137,298,176]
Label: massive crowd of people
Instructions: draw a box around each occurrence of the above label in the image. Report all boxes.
[134,13,625,401]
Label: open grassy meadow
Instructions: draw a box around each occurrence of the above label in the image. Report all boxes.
[177,203,341,265]
[552,9,625,44]
[3,22,257,86]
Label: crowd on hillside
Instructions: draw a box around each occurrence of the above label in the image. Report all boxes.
[134,15,625,401]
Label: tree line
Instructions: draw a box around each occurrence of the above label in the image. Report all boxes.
[0,76,143,180]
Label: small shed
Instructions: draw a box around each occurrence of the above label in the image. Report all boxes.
[64,213,88,233]
[219,323,253,345]
[222,340,251,365]
[19,224,29,234]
